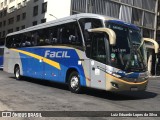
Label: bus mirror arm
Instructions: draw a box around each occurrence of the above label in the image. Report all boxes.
[88,28,116,46]
[143,38,159,54]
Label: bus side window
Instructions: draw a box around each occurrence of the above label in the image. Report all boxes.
[15,36,21,48]
[11,38,16,48]
[35,30,46,46]
[59,22,83,47]
[31,31,39,46]
[60,26,70,44]
[48,26,58,45]
[22,32,32,47]
[6,37,12,48]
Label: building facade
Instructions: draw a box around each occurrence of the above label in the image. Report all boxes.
[157,0,160,42]
[156,0,160,75]
[0,0,71,43]
[71,0,158,40]
[0,0,158,43]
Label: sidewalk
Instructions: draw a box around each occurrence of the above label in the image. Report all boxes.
[149,76,160,80]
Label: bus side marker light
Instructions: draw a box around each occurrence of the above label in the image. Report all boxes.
[78,61,82,65]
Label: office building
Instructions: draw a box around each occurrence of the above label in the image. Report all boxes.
[0,0,71,41]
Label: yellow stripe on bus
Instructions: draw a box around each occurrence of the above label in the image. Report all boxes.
[106,73,147,85]
[11,49,61,70]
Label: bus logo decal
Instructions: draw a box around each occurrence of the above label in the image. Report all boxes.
[45,50,70,58]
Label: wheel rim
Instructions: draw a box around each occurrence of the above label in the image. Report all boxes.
[15,68,20,78]
[70,76,79,89]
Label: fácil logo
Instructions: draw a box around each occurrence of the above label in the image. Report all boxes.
[44,50,70,58]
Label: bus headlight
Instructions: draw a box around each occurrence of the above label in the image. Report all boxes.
[106,70,122,78]
[112,73,122,78]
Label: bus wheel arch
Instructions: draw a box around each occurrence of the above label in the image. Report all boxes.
[14,64,21,80]
[66,68,81,93]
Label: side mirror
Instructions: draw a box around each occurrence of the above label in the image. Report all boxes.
[143,38,159,54]
[88,28,116,46]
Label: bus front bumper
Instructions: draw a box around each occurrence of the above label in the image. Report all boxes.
[106,74,148,91]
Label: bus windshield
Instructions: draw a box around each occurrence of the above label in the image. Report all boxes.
[106,22,147,72]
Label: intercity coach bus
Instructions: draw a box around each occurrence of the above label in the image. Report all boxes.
[4,13,159,93]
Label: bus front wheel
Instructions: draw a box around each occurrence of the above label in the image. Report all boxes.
[68,71,81,93]
[14,65,21,80]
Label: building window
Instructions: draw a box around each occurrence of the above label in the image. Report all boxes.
[9,6,15,13]
[144,12,155,29]
[42,2,47,13]
[143,28,154,39]
[22,13,26,20]
[17,3,21,9]
[3,21,6,26]
[17,15,20,22]
[9,0,15,3]
[120,0,133,5]
[131,8,143,26]
[8,29,13,34]
[41,19,46,23]
[21,25,25,29]
[0,22,2,28]
[142,0,156,12]
[33,21,37,26]
[1,2,3,8]
[119,5,132,23]
[23,0,27,6]
[0,12,3,18]
[4,0,7,5]
[33,5,38,16]
[2,31,5,37]
[108,1,120,18]
[16,27,19,31]
[8,17,14,25]
[3,9,7,16]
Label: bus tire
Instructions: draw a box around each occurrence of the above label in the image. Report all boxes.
[14,65,21,80]
[68,71,81,94]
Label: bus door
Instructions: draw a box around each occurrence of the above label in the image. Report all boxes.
[90,33,107,90]
[29,48,44,79]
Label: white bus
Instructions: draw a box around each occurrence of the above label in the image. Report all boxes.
[4,13,159,93]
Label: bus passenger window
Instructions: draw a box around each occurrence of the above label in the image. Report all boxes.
[59,22,83,47]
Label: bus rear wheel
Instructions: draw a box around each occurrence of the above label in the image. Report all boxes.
[68,71,81,94]
[14,65,21,80]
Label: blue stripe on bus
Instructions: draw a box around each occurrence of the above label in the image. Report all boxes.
[15,47,87,86]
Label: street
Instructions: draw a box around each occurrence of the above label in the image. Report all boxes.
[0,70,160,120]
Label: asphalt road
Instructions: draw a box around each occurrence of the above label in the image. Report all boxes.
[0,70,160,120]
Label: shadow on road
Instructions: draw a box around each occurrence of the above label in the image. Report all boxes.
[10,76,158,101]
[83,88,158,101]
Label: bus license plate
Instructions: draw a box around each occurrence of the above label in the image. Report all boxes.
[131,87,138,91]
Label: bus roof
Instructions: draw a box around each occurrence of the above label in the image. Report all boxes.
[7,13,139,36]
[107,20,140,31]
